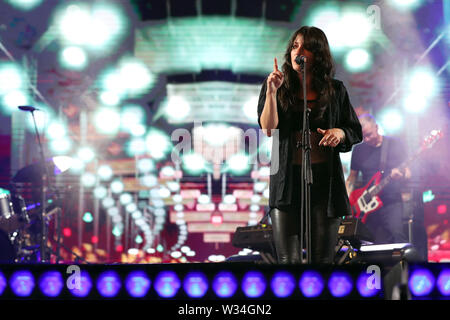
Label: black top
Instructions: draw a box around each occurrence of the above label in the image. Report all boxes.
[350,136,407,204]
[257,78,363,217]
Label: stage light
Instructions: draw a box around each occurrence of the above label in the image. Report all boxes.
[126,203,137,213]
[0,63,24,95]
[242,271,267,298]
[344,48,372,73]
[182,153,206,174]
[130,124,146,137]
[118,59,153,96]
[60,46,88,70]
[183,272,209,298]
[378,108,404,134]
[243,96,259,122]
[78,147,95,163]
[110,180,124,194]
[299,271,324,298]
[437,269,450,296]
[119,193,133,205]
[82,212,94,223]
[46,121,67,139]
[166,96,191,121]
[225,153,250,175]
[10,270,35,297]
[438,204,448,215]
[167,181,180,192]
[49,137,72,154]
[357,272,380,298]
[340,10,373,47]
[137,158,155,174]
[97,165,113,181]
[0,272,6,296]
[121,104,146,133]
[212,271,238,298]
[154,271,181,298]
[271,271,296,298]
[307,5,345,52]
[2,90,29,114]
[198,195,211,204]
[409,268,435,297]
[6,0,42,10]
[145,130,171,160]
[99,91,120,106]
[63,227,72,237]
[202,123,233,147]
[102,198,115,209]
[56,3,127,51]
[81,172,96,188]
[134,234,143,243]
[407,68,438,98]
[94,107,121,135]
[127,138,147,156]
[423,190,435,203]
[328,271,353,298]
[39,271,64,297]
[112,225,123,237]
[69,271,93,298]
[388,0,423,11]
[96,271,122,298]
[125,271,151,298]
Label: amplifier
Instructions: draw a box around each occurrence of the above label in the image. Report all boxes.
[232,223,274,253]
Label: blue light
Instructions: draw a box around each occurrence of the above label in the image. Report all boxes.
[356,272,380,298]
[154,271,181,298]
[183,271,209,298]
[437,269,450,296]
[328,271,353,298]
[270,271,295,298]
[96,271,122,298]
[242,271,266,298]
[125,271,151,298]
[0,272,6,296]
[10,270,35,297]
[299,271,324,298]
[69,271,93,298]
[212,271,238,298]
[39,271,64,297]
[409,268,435,297]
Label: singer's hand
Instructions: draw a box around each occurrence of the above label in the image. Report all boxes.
[317,128,345,147]
[267,58,284,94]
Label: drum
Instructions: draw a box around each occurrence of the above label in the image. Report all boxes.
[11,194,30,225]
[0,229,15,263]
[0,193,14,219]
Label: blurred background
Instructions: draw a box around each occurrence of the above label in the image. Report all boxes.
[0,0,448,263]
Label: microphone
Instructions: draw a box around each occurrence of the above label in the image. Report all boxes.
[18,106,39,112]
[295,55,307,65]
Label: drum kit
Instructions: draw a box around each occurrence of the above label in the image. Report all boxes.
[0,189,35,263]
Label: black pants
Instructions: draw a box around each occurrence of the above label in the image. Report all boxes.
[270,163,341,264]
[364,201,408,244]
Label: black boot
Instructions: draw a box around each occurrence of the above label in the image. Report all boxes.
[270,208,301,264]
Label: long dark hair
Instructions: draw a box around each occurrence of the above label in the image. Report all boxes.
[279,26,335,119]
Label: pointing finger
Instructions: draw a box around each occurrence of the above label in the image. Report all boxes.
[274,57,279,72]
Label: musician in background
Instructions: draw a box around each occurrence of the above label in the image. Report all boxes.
[346,113,410,244]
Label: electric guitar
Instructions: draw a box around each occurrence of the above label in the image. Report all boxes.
[350,130,443,223]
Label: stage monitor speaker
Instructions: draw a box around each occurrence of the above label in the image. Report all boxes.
[337,217,375,249]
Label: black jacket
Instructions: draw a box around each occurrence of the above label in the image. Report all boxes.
[257,78,362,217]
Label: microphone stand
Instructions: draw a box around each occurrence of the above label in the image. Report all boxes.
[27,108,51,263]
[298,60,313,264]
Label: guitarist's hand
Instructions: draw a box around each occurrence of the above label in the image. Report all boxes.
[390,167,411,180]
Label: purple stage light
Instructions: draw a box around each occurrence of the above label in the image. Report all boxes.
[299,271,324,298]
[356,272,380,298]
[183,271,209,298]
[10,270,35,297]
[270,271,295,298]
[69,271,93,298]
[212,271,238,298]
[328,271,353,298]
[154,271,181,298]
[39,271,64,297]
[409,268,435,297]
[437,269,450,296]
[242,271,266,298]
[125,271,151,298]
[96,271,122,298]
[0,272,6,296]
